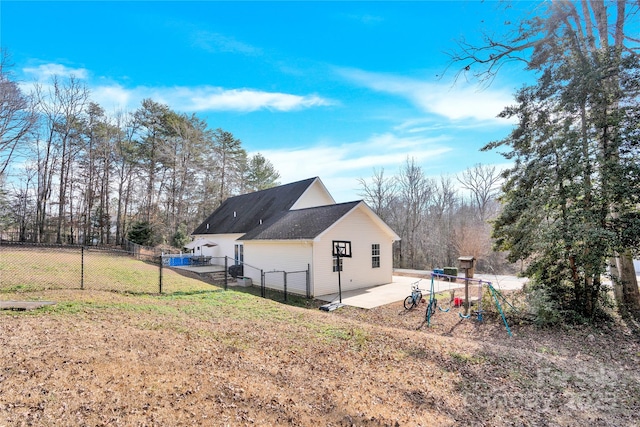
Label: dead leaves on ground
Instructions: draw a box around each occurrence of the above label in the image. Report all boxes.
[1,290,639,426]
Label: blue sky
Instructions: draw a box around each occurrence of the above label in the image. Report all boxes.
[2,1,538,202]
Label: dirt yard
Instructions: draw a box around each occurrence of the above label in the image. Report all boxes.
[1,288,639,426]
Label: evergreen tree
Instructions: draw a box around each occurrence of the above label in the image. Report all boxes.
[451,0,640,320]
[243,153,280,192]
[487,47,640,321]
[127,220,154,246]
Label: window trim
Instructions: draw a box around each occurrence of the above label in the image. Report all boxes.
[371,243,380,268]
[234,243,244,265]
[332,257,343,272]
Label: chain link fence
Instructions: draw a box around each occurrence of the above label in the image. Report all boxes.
[0,242,222,295]
[261,267,310,302]
[1,242,312,305]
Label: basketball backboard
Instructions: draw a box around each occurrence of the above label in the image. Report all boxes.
[332,240,352,258]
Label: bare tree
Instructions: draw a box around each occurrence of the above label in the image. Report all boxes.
[0,50,36,177]
[457,163,501,222]
[425,175,459,268]
[395,158,435,269]
[53,77,88,243]
[9,163,37,241]
[32,76,88,243]
[112,111,137,246]
[357,168,396,222]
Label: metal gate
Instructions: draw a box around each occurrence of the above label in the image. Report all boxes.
[262,266,310,301]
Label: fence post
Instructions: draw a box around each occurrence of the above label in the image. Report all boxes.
[224,257,228,290]
[306,264,310,299]
[283,271,288,302]
[261,270,265,298]
[81,246,85,290]
[159,256,163,294]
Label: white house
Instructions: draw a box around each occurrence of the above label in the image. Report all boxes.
[190,177,400,297]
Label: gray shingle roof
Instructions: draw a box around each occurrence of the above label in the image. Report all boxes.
[239,201,361,241]
[192,178,317,235]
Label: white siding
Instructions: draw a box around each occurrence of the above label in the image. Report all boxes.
[243,241,313,296]
[312,206,395,296]
[191,233,243,262]
[291,178,335,209]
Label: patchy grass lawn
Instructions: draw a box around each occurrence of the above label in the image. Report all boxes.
[0,247,215,294]
[1,287,639,426]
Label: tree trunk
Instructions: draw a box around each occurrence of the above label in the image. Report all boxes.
[611,252,640,320]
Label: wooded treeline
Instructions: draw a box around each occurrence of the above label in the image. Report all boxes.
[449,0,640,322]
[1,49,509,272]
[0,52,280,247]
[358,161,510,273]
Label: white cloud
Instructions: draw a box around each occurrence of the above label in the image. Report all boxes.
[92,83,334,113]
[23,63,89,82]
[257,133,452,202]
[132,85,334,113]
[20,62,334,113]
[394,116,510,135]
[91,84,133,112]
[187,88,333,112]
[337,67,515,123]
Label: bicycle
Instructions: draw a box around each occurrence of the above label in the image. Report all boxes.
[403,280,424,310]
[425,295,438,323]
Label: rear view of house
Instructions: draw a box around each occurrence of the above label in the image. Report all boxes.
[191,177,400,297]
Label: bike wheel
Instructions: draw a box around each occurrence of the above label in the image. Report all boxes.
[404,296,416,310]
[417,292,423,305]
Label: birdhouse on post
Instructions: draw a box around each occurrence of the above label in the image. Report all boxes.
[458,256,476,317]
[458,256,476,278]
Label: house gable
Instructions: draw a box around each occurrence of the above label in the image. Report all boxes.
[311,204,398,296]
[316,201,400,242]
[291,178,335,210]
[239,200,400,297]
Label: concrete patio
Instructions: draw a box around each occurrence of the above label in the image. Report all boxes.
[316,271,529,309]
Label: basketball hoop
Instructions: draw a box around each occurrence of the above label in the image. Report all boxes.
[332,240,352,258]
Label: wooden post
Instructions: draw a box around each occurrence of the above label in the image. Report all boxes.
[458,256,476,317]
[464,267,470,316]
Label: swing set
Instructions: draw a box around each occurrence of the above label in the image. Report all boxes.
[421,273,517,337]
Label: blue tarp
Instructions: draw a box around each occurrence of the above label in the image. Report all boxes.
[168,255,193,266]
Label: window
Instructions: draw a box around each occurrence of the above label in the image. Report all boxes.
[332,257,343,272]
[372,244,380,268]
[234,244,244,265]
